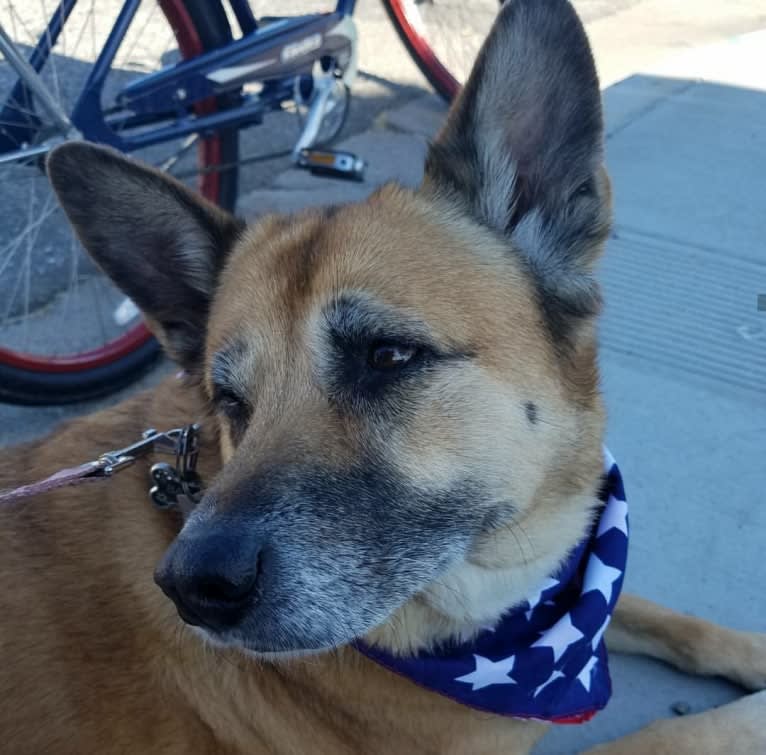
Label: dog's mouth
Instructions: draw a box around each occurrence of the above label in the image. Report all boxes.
[185,624,334,661]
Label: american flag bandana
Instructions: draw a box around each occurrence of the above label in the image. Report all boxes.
[356,449,628,724]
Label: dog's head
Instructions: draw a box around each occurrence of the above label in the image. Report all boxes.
[48,0,610,656]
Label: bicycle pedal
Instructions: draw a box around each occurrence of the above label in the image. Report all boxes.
[296,148,365,182]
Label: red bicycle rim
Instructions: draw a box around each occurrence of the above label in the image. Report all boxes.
[388,0,460,101]
[0,0,223,373]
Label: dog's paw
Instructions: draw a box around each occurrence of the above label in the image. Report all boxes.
[729,631,766,691]
[720,689,766,745]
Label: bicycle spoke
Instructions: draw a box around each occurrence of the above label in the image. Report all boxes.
[0,253,24,324]
[89,0,95,61]
[39,0,63,108]
[58,233,77,325]
[88,264,110,351]
[0,198,59,276]
[67,3,95,63]
[58,232,82,354]
[5,2,38,47]
[5,0,19,44]
[115,2,160,70]
[0,179,38,326]
[0,103,44,122]
[159,134,199,172]
[19,172,35,349]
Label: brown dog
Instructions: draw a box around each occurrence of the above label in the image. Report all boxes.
[1,0,764,752]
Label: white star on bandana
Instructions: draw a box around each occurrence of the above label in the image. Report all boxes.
[582,554,622,605]
[523,577,560,621]
[596,495,628,538]
[455,654,517,691]
[577,656,599,692]
[591,615,611,651]
[533,669,566,698]
[531,612,584,662]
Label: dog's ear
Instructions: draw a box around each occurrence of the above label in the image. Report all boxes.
[47,142,243,369]
[422,0,611,342]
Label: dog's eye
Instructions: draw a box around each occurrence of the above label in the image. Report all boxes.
[214,386,247,418]
[574,178,595,199]
[368,342,418,371]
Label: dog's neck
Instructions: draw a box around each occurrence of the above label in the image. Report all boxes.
[169,636,548,754]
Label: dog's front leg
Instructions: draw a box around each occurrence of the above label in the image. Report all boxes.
[581,689,766,755]
[606,593,766,690]
[576,594,766,754]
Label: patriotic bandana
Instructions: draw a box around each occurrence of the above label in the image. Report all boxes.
[355,448,628,724]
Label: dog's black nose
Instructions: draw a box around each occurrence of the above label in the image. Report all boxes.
[154,530,261,632]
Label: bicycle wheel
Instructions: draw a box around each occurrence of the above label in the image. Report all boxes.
[383,0,501,102]
[0,0,238,404]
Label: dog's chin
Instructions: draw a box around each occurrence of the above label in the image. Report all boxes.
[185,625,339,662]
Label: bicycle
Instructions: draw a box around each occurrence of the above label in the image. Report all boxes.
[0,0,498,404]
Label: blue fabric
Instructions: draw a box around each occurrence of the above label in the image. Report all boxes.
[356,449,628,723]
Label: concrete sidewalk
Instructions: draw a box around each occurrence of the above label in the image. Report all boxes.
[1,6,764,753]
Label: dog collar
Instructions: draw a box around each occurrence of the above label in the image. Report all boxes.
[355,448,628,724]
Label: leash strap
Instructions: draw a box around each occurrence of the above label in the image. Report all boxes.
[0,461,105,505]
[0,424,203,508]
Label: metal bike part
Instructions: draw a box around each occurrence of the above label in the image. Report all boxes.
[291,15,357,159]
[292,74,346,159]
[0,23,78,138]
[297,148,365,181]
[0,139,59,166]
[328,14,358,88]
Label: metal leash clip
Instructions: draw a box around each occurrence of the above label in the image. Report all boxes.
[149,424,203,510]
[93,424,203,509]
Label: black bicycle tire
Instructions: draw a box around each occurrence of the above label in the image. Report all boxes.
[0,339,163,406]
[0,0,238,405]
[381,0,458,103]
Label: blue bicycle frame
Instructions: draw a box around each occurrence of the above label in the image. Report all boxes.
[0,0,358,156]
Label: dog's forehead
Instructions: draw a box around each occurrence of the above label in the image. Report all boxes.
[208,185,548,361]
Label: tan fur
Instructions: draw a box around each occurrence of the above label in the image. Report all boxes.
[2,0,764,748]
[203,186,606,652]
[2,191,764,753]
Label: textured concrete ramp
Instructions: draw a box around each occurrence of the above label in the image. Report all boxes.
[539,37,766,755]
[601,224,765,398]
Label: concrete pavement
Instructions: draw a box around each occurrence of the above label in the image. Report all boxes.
[2,2,765,752]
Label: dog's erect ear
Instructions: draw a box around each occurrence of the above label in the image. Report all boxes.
[422,0,611,342]
[47,142,243,368]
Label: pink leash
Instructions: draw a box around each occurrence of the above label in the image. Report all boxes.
[0,424,202,509]
[0,461,105,504]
